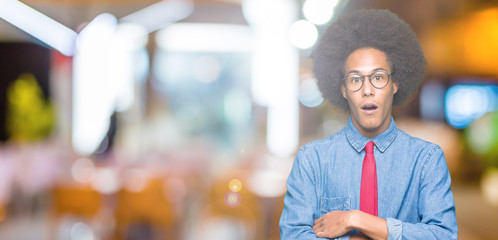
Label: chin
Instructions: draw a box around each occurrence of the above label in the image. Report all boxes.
[361,123,382,132]
[360,118,381,128]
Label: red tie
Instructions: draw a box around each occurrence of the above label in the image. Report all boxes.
[360,141,378,216]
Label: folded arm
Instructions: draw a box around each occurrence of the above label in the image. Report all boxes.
[280,149,351,240]
[313,209,386,240]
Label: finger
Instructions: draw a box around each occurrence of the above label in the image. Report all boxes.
[315,231,326,238]
[313,222,324,232]
[312,221,321,231]
[315,224,322,232]
[313,218,322,225]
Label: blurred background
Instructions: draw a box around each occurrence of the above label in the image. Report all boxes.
[0,0,497,239]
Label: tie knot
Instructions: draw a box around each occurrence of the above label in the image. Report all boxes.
[365,141,375,154]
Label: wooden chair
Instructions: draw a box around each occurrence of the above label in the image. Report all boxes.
[49,184,103,239]
[113,178,175,240]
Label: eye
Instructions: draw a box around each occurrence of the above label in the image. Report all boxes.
[372,73,386,81]
[348,75,362,83]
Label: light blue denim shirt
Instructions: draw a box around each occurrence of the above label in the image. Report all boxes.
[280,117,458,239]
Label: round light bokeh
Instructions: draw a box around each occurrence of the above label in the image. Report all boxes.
[229,179,242,192]
[303,0,339,25]
[122,168,148,193]
[289,20,318,49]
[224,191,241,207]
[71,157,96,183]
[299,78,324,107]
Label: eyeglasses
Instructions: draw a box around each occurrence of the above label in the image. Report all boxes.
[343,71,394,92]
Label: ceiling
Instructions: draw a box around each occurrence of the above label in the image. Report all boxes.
[0,0,481,41]
[0,0,244,42]
[0,0,492,41]
[1,0,497,78]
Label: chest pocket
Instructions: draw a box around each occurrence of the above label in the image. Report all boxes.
[320,197,350,214]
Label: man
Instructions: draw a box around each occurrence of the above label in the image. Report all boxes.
[279,9,457,239]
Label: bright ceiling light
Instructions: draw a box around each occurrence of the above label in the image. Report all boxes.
[303,0,339,25]
[242,0,298,27]
[0,0,77,56]
[289,20,318,49]
[121,0,193,33]
[72,13,118,156]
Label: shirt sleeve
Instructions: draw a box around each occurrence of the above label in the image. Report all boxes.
[279,148,351,240]
[386,145,458,240]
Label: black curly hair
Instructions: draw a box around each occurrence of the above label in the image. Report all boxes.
[312,9,427,111]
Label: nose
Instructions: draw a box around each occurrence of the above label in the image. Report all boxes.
[361,77,375,96]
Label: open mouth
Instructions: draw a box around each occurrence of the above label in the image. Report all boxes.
[361,103,378,111]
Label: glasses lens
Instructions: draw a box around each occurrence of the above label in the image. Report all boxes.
[370,72,389,88]
[345,75,363,91]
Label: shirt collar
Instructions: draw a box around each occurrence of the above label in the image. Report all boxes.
[344,116,398,153]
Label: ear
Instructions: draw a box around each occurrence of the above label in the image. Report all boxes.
[341,84,347,99]
[393,82,399,94]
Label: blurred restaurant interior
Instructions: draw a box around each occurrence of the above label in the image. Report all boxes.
[0,0,498,239]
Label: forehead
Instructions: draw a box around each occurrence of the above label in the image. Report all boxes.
[344,48,390,73]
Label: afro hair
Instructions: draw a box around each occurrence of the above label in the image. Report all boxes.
[312,9,427,111]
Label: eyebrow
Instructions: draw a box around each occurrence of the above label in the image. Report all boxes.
[346,67,388,75]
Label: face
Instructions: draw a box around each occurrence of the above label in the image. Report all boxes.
[341,48,398,139]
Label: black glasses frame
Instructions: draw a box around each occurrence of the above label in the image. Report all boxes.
[343,71,395,92]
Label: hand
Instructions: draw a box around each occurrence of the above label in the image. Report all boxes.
[312,210,352,238]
